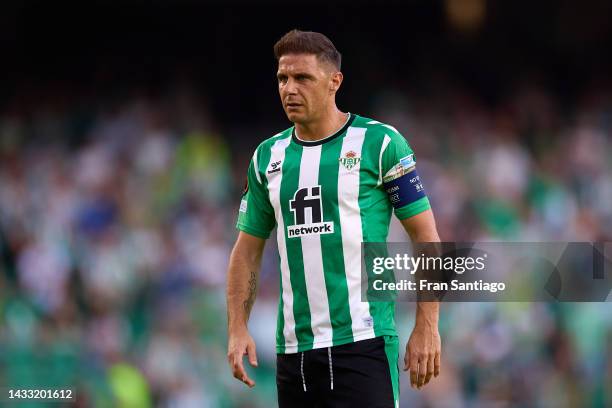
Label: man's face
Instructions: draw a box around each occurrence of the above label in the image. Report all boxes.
[277,54,340,124]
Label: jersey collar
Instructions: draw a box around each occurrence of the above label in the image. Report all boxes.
[292,113,355,147]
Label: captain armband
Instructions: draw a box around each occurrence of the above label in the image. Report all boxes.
[382,155,427,209]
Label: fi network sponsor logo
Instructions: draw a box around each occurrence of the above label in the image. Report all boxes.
[287,186,334,238]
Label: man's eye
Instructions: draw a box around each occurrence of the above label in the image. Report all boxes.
[296,75,307,81]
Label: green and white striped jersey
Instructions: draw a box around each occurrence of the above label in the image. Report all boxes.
[237,113,430,354]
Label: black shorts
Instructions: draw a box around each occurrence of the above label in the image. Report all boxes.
[276,336,400,408]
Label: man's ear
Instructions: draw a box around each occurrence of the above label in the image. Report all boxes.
[330,71,343,94]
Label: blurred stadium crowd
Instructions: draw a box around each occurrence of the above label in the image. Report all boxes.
[0,78,611,407]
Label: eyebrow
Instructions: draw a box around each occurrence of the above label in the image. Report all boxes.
[276,71,314,79]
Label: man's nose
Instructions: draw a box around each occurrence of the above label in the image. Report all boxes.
[284,78,298,94]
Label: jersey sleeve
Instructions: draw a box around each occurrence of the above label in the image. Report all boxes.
[236,150,276,239]
[380,130,431,220]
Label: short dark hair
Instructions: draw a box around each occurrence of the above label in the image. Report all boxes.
[273,29,342,70]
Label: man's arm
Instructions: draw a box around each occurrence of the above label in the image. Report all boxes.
[227,231,266,388]
[400,209,442,390]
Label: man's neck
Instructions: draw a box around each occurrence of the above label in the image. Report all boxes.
[294,109,349,142]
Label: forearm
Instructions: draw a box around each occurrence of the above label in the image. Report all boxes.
[227,242,262,333]
[415,231,441,327]
[400,210,442,328]
[415,301,439,328]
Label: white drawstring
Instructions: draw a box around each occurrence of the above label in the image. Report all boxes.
[300,352,307,392]
[328,347,334,390]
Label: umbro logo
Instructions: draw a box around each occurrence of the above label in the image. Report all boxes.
[268,161,282,174]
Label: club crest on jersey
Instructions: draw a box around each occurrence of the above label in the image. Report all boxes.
[339,150,361,171]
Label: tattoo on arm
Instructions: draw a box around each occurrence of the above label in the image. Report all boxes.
[243,271,257,315]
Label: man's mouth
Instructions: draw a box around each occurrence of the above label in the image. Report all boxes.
[286,102,302,108]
